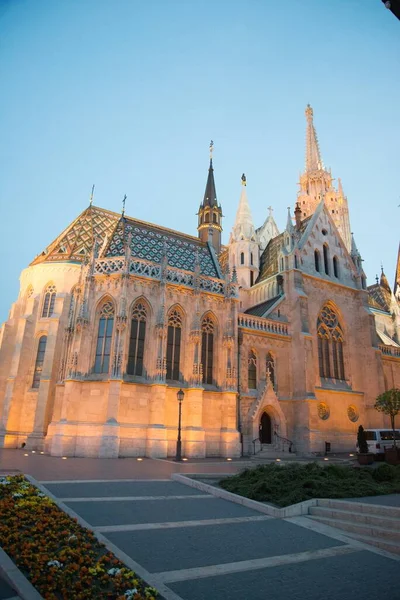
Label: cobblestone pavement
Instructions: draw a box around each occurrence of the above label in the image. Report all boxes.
[40,477,400,600]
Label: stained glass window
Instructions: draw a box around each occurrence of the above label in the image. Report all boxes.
[166,308,182,381]
[42,284,56,318]
[94,301,114,374]
[127,301,147,376]
[201,316,214,384]
[317,305,345,380]
[32,336,47,388]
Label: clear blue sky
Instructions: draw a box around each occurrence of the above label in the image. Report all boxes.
[1,0,399,321]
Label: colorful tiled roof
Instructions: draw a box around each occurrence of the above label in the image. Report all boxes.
[31,206,120,265]
[106,217,220,278]
[367,283,391,313]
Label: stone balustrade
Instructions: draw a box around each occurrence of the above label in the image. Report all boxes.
[238,313,289,336]
[379,344,400,358]
[93,256,237,297]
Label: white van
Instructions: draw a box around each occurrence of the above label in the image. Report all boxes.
[357,429,400,456]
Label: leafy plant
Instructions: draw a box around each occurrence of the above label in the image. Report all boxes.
[219,462,400,507]
[374,388,400,449]
[357,425,369,454]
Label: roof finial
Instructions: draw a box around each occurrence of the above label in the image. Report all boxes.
[89,184,95,206]
[241,173,246,186]
[122,194,127,217]
[376,274,379,284]
[268,206,273,216]
[209,140,214,165]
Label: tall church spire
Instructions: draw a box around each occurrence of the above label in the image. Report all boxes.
[305,104,324,172]
[297,105,352,252]
[230,174,256,242]
[197,141,222,253]
[201,141,218,208]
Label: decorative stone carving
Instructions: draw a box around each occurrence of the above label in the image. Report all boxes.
[317,402,330,420]
[347,405,359,423]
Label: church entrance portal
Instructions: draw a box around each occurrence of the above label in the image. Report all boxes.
[259,412,272,444]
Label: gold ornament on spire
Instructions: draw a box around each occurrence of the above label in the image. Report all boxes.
[241,173,246,186]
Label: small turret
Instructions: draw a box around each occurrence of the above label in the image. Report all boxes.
[197,141,223,254]
[228,174,259,289]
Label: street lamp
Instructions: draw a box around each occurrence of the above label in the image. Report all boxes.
[175,389,185,461]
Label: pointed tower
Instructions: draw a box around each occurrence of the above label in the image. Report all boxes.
[256,205,280,252]
[229,174,259,288]
[197,141,223,254]
[297,105,352,252]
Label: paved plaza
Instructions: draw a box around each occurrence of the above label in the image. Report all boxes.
[1,450,400,600]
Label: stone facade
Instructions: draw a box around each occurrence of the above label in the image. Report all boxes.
[1,107,399,458]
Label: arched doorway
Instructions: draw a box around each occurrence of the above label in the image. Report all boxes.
[259,412,272,444]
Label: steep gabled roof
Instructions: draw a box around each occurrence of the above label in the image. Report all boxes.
[30,204,221,278]
[30,205,120,265]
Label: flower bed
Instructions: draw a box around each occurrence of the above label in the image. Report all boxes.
[0,475,159,600]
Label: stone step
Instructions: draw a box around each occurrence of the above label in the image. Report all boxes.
[308,514,400,543]
[309,506,400,531]
[316,498,400,519]
[343,532,400,556]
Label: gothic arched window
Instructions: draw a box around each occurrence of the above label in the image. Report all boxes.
[201,315,214,384]
[314,250,320,272]
[323,244,330,275]
[266,352,275,389]
[166,308,182,381]
[32,335,47,388]
[42,284,56,318]
[240,252,245,265]
[127,301,147,376]
[94,300,115,374]
[317,305,345,381]
[248,350,257,390]
[333,256,339,279]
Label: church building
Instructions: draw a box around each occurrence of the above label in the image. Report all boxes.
[1,106,399,458]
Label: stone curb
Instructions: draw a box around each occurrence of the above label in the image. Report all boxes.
[0,547,43,600]
[171,473,318,518]
[23,475,183,600]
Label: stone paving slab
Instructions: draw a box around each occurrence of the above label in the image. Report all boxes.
[104,519,345,573]
[0,574,19,600]
[168,549,400,600]
[65,496,259,526]
[44,480,206,498]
